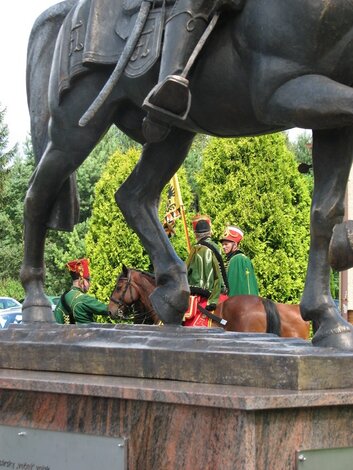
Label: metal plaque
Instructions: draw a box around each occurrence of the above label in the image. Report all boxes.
[0,425,126,470]
[296,447,353,469]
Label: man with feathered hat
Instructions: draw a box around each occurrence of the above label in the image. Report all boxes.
[54,258,109,324]
[221,226,259,296]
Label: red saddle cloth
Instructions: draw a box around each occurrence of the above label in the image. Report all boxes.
[183,294,228,327]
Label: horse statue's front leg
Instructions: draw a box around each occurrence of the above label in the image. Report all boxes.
[301,128,353,349]
[116,128,195,324]
[20,192,54,322]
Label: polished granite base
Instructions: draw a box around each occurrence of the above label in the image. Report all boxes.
[0,324,352,469]
[0,369,352,470]
[0,323,353,390]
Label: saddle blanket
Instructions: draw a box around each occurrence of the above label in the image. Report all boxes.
[183,295,211,327]
[183,294,228,327]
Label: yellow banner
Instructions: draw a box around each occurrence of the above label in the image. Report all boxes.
[164,173,191,252]
[166,174,183,219]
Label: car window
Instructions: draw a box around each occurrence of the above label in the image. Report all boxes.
[0,298,21,309]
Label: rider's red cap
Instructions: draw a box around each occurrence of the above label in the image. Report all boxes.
[221,226,243,244]
[66,258,90,280]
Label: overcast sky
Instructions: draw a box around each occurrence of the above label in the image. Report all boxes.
[0,0,305,149]
[0,0,58,148]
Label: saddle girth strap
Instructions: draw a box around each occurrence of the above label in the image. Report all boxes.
[197,302,227,327]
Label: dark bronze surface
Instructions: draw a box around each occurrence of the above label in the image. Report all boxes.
[1,325,352,390]
[21,0,353,349]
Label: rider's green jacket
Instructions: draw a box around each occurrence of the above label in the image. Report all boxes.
[186,237,223,305]
[226,250,259,296]
[54,287,108,324]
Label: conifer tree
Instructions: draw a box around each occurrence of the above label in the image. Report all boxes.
[0,106,22,298]
[197,133,312,302]
[86,147,194,302]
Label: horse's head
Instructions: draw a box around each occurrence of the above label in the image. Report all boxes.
[109,266,140,320]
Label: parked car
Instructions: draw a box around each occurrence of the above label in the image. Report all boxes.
[0,310,22,328]
[0,296,22,310]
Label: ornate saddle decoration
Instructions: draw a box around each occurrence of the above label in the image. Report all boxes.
[57,0,175,99]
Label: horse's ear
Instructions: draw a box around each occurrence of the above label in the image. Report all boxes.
[122,264,128,277]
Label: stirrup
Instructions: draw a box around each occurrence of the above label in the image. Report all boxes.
[143,75,192,123]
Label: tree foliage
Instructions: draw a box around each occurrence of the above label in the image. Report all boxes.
[86,147,194,302]
[289,131,312,165]
[0,106,16,197]
[197,133,312,302]
[0,107,25,296]
[183,134,209,210]
[0,126,126,295]
[43,128,120,293]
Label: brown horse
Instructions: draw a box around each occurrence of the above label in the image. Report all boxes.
[216,296,309,339]
[108,268,310,339]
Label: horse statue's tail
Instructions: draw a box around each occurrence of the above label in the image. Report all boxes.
[27,0,77,160]
[261,298,281,336]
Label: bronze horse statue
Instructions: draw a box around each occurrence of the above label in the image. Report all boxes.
[109,268,310,339]
[22,0,353,349]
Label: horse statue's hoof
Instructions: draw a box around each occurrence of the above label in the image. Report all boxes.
[22,294,55,323]
[329,221,353,271]
[312,319,353,350]
[150,288,188,325]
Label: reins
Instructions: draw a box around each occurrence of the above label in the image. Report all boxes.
[109,271,134,308]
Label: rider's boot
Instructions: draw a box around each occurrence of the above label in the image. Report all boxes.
[142,0,215,143]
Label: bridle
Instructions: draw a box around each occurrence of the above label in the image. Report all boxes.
[110,272,135,312]
[110,270,155,323]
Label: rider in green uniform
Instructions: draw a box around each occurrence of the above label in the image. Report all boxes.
[54,258,109,324]
[186,215,225,309]
[221,226,259,296]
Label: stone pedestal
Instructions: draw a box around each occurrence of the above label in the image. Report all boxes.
[0,324,352,469]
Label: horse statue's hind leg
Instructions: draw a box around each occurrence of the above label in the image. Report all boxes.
[257,74,353,348]
[301,127,353,348]
[115,127,195,324]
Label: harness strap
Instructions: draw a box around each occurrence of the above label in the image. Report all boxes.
[182,12,220,79]
[197,302,227,327]
[199,239,229,292]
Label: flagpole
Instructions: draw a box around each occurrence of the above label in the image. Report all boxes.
[170,174,191,253]
[180,205,191,253]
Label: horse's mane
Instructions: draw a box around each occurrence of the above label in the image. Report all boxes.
[118,268,155,281]
[134,269,156,280]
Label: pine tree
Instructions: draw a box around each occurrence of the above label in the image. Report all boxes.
[0,106,23,298]
[0,106,16,200]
